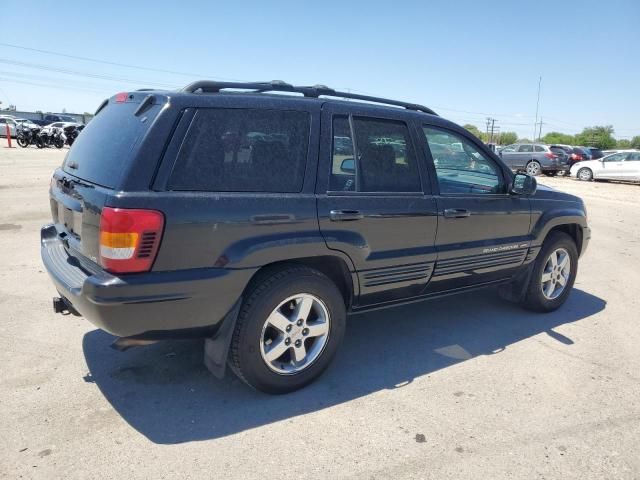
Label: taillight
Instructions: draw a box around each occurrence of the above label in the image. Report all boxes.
[544,152,558,159]
[99,207,164,273]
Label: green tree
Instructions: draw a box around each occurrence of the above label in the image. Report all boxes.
[541,131,575,145]
[630,136,640,149]
[575,125,616,149]
[499,131,517,145]
[463,124,486,141]
[616,139,631,148]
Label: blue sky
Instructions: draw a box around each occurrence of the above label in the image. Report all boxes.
[1,0,638,139]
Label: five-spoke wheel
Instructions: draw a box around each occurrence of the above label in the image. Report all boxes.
[540,248,571,300]
[260,294,330,374]
[229,266,346,394]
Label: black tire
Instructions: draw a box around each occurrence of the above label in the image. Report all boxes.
[17,136,29,148]
[229,266,346,394]
[577,167,593,181]
[521,232,578,312]
[526,161,542,176]
[35,137,45,149]
[54,137,64,149]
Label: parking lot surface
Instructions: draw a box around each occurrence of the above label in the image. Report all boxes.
[1,147,639,479]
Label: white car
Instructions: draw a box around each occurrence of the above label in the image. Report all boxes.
[571,151,640,181]
[0,117,40,137]
[0,115,19,137]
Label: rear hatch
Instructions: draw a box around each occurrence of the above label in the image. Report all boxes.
[49,92,164,267]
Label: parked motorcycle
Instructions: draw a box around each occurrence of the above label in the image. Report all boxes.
[38,126,66,149]
[16,124,43,148]
[63,124,84,147]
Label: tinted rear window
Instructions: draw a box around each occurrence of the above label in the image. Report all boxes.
[62,101,160,188]
[168,108,310,192]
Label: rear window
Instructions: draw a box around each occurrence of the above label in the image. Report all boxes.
[62,101,160,188]
[168,108,310,192]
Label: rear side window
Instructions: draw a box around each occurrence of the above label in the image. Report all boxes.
[169,108,310,193]
[518,144,533,152]
[534,145,545,152]
[329,115,421,193]
[63,102,161,188]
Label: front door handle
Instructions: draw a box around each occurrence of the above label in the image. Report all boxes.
[330,209,364,221]
[443,208,471,219]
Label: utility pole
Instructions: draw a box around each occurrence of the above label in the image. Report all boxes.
[485,117,498,144]
[537,117,544,142]
[533,76,542,141]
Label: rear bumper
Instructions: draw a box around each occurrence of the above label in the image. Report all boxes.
[41,224,254,338]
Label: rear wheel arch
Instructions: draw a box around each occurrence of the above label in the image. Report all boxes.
[243,255,355,309]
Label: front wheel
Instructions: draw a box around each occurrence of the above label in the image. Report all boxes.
[54,137,64,149]
[521,232,578,312]
[16,136,29,148]
[229,266,346,394]
[526,161,542,176]
[577,167,593,181]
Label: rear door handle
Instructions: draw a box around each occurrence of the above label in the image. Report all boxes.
[330,209,364,221]
[443,208,471,219]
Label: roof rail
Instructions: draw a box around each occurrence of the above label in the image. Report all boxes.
[180,80,437,116]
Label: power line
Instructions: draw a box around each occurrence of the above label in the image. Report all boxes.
[0,58,180,88]
[0,77,114,95]
[0,42,244,81]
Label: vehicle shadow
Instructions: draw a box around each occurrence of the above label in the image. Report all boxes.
[82,288,605,444]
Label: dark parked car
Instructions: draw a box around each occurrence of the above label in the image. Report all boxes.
[498,143,568,176]
[42,81,590,393]
[43,114,81,124]
[585,147,604,159]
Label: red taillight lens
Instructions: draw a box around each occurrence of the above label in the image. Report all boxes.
[114,92,129,103]
[99,207,164,273]
[545,152,557,159]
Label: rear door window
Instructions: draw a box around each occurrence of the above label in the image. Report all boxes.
[62,101,161,188]
[328,115,421,193]
[168,108,310,192]
[518,144,534,152]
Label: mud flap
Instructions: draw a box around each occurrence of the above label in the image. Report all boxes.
[203,298,242,379]
[498,263,535,302]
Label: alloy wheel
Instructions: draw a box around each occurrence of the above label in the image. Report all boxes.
[259,293,330,375]
[526,161,541,176]
[540,248,571,300]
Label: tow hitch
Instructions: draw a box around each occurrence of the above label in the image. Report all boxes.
[52,296,79,316]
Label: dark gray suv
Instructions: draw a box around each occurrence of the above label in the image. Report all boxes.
[42,81,590,393]
[499,143,569,176]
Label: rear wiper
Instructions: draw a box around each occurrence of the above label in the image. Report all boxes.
[61,175,94,189]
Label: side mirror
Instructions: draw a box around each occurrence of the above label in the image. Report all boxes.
[511,173,537,195]
[340,158,355,174]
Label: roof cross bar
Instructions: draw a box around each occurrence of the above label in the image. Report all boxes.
[180,80,437,115]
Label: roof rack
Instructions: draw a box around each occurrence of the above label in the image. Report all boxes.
[181,80,437,116]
